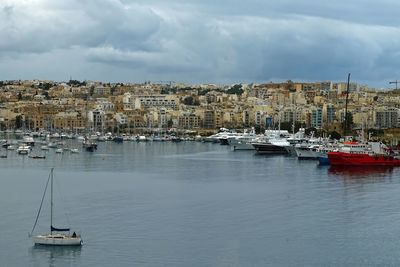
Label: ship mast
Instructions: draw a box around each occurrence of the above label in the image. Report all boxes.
[50,168,54,234]
[343,73,350,136]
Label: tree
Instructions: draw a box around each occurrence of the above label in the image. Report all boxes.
[284,80,295,92]
[167,119,173,128]
[89,85,95,96]
[67,80,86,87]
[15,115,23,129]
[183,96,194,105]
[43,91,50,100]
[227,84,244,95]
[198,89,209,96]
[111,86,117,95]
[329,131,341,140]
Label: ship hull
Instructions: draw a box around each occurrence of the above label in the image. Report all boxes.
[33,234,82,246]
[252,143,288,154]
[328,152,400,166]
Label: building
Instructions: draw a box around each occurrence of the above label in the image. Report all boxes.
[115,112,128,125]
[178,113,200,129]
[158,108,168,128]
[53,112,86,131]
[255,111,264,126]
[135,95,178,110]
[89,109,105,132]
[373,107,398,129]
[93,86,111,96]
[311,107,323,129]
[323,104,335,124]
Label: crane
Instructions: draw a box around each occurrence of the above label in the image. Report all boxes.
[389,80,399,90]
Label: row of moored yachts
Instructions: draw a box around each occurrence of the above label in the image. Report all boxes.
[205,128,400,166]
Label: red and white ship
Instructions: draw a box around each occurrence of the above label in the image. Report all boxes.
[327,141,400,166]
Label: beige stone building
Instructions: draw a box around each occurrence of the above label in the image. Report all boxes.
[53,112,86,131]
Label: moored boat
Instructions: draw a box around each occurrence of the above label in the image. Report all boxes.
[29,155,46,159]
[17,144,31,155]
[318,154,330,165]
[328,141,400,166]
[328,152,400,166]
[252,141,288,154]
[83,137,97,152]
[30,168,82,246]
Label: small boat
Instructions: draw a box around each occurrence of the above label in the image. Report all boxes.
[55,148,63,154]
[70,148,79,153]
[82,137,97,152]
[47,142,58,148]
[17,144,31,155]
[136,135,148,142]
[30,168,82,246]
[318,155,330,165]
[29,155,46,159]
[23,135,35,146]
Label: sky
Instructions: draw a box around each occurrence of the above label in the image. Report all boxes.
[1,0,400,88]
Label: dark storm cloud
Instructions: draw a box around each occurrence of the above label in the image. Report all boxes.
[0,0,400,87]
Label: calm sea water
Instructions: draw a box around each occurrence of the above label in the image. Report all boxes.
[1,141,400,266]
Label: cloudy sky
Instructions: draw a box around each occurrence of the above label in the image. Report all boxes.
[1,0,400,88]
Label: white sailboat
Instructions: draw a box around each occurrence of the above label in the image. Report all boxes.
[30,168,82,246]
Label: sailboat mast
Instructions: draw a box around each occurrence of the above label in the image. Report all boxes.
[50,168,54,234]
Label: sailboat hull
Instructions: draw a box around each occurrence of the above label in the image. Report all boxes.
[32,234,82,246]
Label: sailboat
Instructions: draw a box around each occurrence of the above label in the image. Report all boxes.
[30,168,83,246]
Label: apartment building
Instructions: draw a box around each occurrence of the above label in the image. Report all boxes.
[135,95,178,110]
[178,113,200,129]
[311,107,323,129]
[53,112,86,131]
[373,107,399,129]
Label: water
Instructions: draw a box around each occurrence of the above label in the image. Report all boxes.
[1,141,400,266]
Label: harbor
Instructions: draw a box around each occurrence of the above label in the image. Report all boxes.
[1,128,400,168]
[1,139,400,266]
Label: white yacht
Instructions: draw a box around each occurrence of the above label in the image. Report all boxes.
[17,144,31,155]
[204,128,234,143]
[294,144,323,159]
[23,135,35,146]
[229,128,258,150]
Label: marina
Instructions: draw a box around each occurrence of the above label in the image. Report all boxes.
[1,139,400,266]
[1,129,400,167]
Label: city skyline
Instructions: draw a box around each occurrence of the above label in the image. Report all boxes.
[1,0,400,89]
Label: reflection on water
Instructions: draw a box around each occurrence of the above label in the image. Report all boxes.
[328,165,394,179]
[29,245,81,267]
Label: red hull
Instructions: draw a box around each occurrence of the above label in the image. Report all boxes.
[328,151,400,166]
